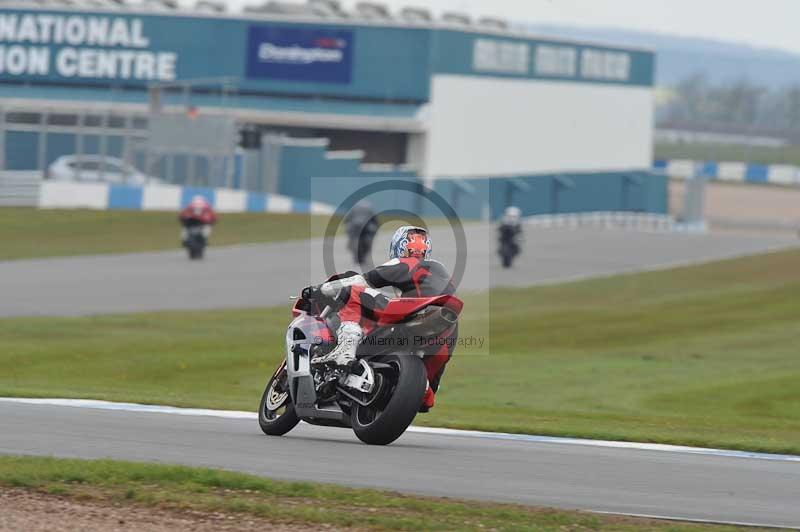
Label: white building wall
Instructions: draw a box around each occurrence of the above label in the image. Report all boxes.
[424,75,653,178]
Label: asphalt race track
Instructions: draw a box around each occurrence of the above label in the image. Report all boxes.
[1,401,799,528]
[1,224,797,317]
[3,225,799,527]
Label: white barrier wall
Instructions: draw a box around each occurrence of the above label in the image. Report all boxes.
[716,162,747,182]
[37,182,335,214]
[142,185,182,211]
[214,189,248,213]
[424,75,653,178]
[39,181,108,209]
[657,159,800,186]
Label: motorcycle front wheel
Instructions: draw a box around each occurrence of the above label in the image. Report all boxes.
[258,362,300,436]
[351,353,427,445]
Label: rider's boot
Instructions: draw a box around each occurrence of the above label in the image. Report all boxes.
[312,322,363,367]
[419,382,435,413]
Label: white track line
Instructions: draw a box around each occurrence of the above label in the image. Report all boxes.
[589,510,791,530]
[2,397,800,464]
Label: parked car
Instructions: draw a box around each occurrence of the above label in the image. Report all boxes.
[46,155,162,186]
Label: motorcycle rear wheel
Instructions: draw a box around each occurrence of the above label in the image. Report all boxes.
[351,353,427,445]
[258,363,300,436]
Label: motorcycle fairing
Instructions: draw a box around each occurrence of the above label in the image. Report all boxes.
[374,295,463,326]
[284,313,348,424]
[284,289,463,424]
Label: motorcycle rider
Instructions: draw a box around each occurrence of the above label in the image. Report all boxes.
[179,195,217,246]
[304,226,457,412]
[498,206,523,259]
[343,201,379,267]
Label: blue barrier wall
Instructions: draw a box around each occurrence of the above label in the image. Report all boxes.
[655,159,800,186]
[431,172,666,219]
[272,141,667,219]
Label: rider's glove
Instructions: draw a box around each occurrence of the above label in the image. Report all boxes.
[302,285,322,301]
[320,274,367,297]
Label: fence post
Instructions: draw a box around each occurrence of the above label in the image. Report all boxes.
[37,110,48,175]
[0,106,5,171]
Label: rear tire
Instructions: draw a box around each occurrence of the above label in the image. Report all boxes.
[258,363,300,436]
[351,354,427,445]
[187,238,205,260]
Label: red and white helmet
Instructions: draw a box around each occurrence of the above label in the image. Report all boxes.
[389,226,432,260]
[190,195,209,208]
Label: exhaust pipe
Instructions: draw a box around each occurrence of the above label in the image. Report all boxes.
[440,306,459,325]
[406,306,458,337]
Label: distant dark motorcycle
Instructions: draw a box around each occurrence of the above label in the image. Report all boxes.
[499,240,517,268]
[347,225,376,266]
[498,224,520,268]
[344,203,379,267]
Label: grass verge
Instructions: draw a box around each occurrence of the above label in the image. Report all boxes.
[0,208,449,261]
[0,208,329,260]
[1,250,799,454]
[0,456,752,531]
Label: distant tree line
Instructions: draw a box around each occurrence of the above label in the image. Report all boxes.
[659,74,800,140]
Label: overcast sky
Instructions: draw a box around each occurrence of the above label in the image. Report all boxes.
[221,0,800,55]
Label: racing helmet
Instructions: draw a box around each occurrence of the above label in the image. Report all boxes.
[502,206,522,225]
[389,226,432,260]
[189,195,209,216]
[190,195,209,208]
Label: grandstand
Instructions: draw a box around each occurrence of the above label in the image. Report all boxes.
[0,0,663,218]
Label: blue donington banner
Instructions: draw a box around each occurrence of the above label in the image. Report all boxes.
[246,26,354,84]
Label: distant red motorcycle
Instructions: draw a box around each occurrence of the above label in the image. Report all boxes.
[258,275,463,445]
[179,196,216,260]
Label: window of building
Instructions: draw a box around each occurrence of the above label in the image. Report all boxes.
[6,112,42,125]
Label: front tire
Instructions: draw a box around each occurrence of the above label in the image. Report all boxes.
[351,354,427,445]
[258,363,300,436]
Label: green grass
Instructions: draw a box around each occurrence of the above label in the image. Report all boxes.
[0,456,751,531]
[0,208,329,260]
[1,250,799,454]
[655,142,800,166]
[0,208,450,261]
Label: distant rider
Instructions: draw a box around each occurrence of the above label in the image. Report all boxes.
[498,206,523,258]
[344,201,379,267]
[304,226,457,412]
[179,195,217,246]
